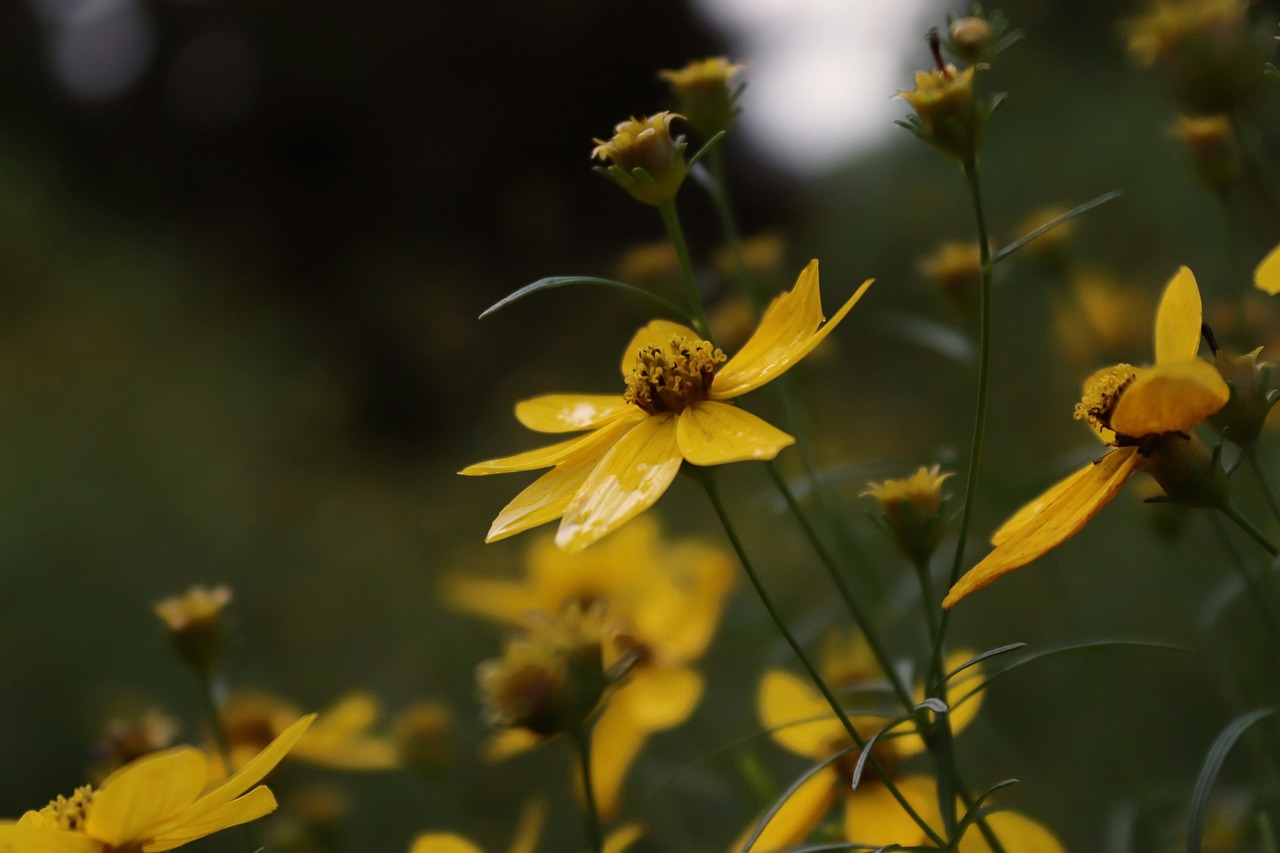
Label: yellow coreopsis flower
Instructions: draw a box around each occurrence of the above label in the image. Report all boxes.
[737,634,1060,851]
[0,714,314,853]
[462,260,872,552]
[409,800,643,853]
[1255,243,1280,295]
[446,516,733,818]
[944,267,1229,608]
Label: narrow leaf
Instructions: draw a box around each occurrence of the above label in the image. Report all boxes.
[991,190,1123,265]
[953,778,1020,844]
[479,276,691,321]
[738,744,858,853]
[942,643,1027,682]
[1188,708,1279,853]
[687,130,727,169]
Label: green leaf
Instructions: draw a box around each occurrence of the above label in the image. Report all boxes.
[990,190,1123,265]
[881,311,975,364]
[953,778,1020,845]
[737,743,859,853]
[478,276,693,321]
[942,642,1027,683]
[1188,708,1279,853]
[851,714,915,789]
[687,130,727,169]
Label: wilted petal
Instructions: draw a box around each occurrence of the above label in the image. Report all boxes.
[1153,266,1203,364]
[1109,359,1228,437]
[515,394,633,433]
[943,448,1141,608]
[991,462,1097,547]
[675,401,794,465]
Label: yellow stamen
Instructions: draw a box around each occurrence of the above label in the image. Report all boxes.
[623,334,726,415]
[35,786,95,832]
[1074,364,1138,433]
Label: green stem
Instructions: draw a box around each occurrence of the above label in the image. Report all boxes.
[766,462,916,713]
[657,200,713,338]
[1248,447,1280,525]
[704,147,760,312]
[913,555,942,653]
[572,726,604,853]
[697,470,946,848]
[1218,500,1280,557]
[1207,512,1280,646]
[196,669,234,772]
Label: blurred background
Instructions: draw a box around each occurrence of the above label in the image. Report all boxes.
[2,0,1280,849]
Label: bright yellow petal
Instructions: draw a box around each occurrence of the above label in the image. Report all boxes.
[712,263,872,399]
[85,747,207,846]
[632,539,734,665]
[843,775,940,848]
[507,799,547,853]
[587,701,647,821]
[1153,266,1202,364]
[409,835,485,853]
[615,666,703,729]
[1255,242,1280,296]
[461,415,640,475]
[958,810,1065,853]
[675,401,794,466]
[603,822,644,853]
[991,461,1098,547]
[555,414,683,552]
[141,786,277,852]
[515,394,633,433]
[943,448,1140,608]
[758,669,847,759]
[0,825,101,853]
[484,449,604,543]
[734,767,841,853]
[620,319,702,377]
[1109,358,1228,437]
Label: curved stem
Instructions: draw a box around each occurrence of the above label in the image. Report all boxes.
[1218,500,1280,558]
[657,200,712,339]
[572,726,603,853]
[1248,447,1280,525]
[697,470,946,848]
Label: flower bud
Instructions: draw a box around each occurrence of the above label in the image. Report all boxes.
[948,17,994,63]
[659,57,746,139]
[154,584,232,675]
[863,465,953,564]
[1210,347,1277,447]
[592,113,688,206]
[920,241,983,317]
[898,64,982,161]
[1173,114,1241,195]
[1140,433,1229,509]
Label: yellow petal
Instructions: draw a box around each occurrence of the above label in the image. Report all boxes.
[587,701,646,821]
[515,394,633,433]
[409,835,485,853]
[957,810,1065,853]
[991,461,1097,547]
[613,666,703,729]
[461,416,640,475]
[484,728,541,762]
[141,786,277,852]
[1255,242,1280,296]
[0,825,101,853]
[632,539,734,664]
[712,263,872,399]
[843,775,940,848]
[603,823,644,853]
[440,576,533,625]
[85,747,207,846]
[1109,358,1228,437]
[943,448,1140,608]
[1153,266,1203,364]
[676,401,794,465]
[555,414,683,552]
[734,767,841,853]
[484,449,605,543]
[508,799,547,853]
[292,693,398,770]
[758,669,848,759]
[620,319,702,377]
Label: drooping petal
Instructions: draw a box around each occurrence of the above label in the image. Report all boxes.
[957,810,1065,853]
[712,263,873,399]
[991,461,1098,547]
[734,767,841,853]
[1153,266,1203,364]
[85,747,207,846]
[843,775,940,848]
[1254,242,1280,296]
[758,669,849,760]
[675,401,794,465]
[555,414,683,552]
[460,415,641,475]
[0,824,101,853]
[141,786,277,852]
[620,320,702,377]
[515,394,633,433]
[1109,358,1228,437]
[943,448,1141,608]
[507,799,547,853]
[408,835,485,853]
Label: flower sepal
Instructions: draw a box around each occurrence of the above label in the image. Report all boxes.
[1139,433,1230,510]
[1210,346,1278,447]
[591,113,690,206]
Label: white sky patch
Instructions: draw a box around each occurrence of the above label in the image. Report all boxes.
[691,0,950,175]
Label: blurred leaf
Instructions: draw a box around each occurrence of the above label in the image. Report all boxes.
[990,190,1123,265]
[478,276,691,321]
[880,311,975,363]
[954,778,1020,845]
[1188,708,1279,853]
[942,642,1027,683]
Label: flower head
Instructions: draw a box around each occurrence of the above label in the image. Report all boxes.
[462,261,872,551]
[154,584,232,674]
[1174,113,1241,194]
[920,240,983,316]
[1122,0,1256,112]
[863,465,953,563]
[897,64,981,161]
[592,113,688,205]
[944,267,1229,608]
[0,714,314,852]
[659,57,746,138]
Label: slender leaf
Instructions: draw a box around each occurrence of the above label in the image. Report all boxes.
[851,714,914,789]
[953,779,1020,844]
[687,130,727,169]
[880,311,975,363]
[738,744,858,853]
[990,190,1123,265]
[942,643,1027,682]
[1188,708,1279,853]
[478,276,691,321]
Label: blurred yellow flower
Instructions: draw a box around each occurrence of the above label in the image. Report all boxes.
[659,57,746,138]
[0,714,313,852]
[446,516,733,818]
[154,584,232,673]
[1256,243,1280,295]
[945,267,1229,608]
[462,260,872,551]
[1123,0,1248,68]
[409,800,643,853]
[1052,269,1152,363]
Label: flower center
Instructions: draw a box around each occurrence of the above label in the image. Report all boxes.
[623,334,726,415]
[1074,363,1138,434]
[35,785,95,832]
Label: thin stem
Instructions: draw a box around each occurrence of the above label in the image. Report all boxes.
[1248,447,1280,525]
[196,669,234,771]
[1218,500,1280,557]
[657,200,713,338]
[766,462,916,713]
[913,555,941,652]
[704,147,760,313]
[572,726,604,853]
[1207,513,1280,642]
[697,470,946,848]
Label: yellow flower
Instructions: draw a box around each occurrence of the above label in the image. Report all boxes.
[462,261,872,551]
[446,516,733,818]
[919,241,982,316]
[863,466,953,563]
[409,800,643,853]
[1124,0,1249,68]
[1122,0,1256,112]
[737,634,1059,851]
[944,267,1229,608]
[1255,242,1280,295]
[1173,113,1240,193]
[154,584,232,673]
[592,113,688,205]
[1052,269,1152,363]
[898,65,980,161]
[659,57,746,138]
[0,715,314,852]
